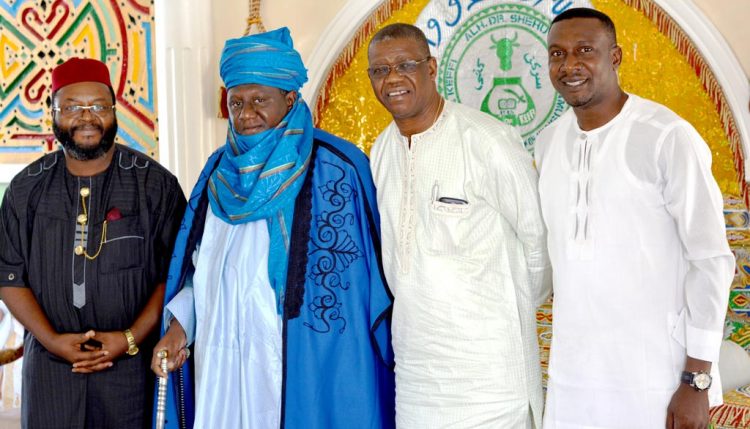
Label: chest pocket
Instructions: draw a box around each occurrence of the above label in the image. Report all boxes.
[426,199,472,256]
[98,215,145,274]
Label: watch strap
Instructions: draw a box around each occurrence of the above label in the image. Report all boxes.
[680,371,694,385]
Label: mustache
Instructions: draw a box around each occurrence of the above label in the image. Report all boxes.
[71,123,104,134]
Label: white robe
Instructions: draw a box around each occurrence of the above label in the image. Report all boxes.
[535,95,734,429]
[370,101,550,429]
[165,207,282,429]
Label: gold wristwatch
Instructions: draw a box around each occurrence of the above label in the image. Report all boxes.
[124,329,139,356]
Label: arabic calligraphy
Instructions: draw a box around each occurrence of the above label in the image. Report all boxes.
[524,53,543,89]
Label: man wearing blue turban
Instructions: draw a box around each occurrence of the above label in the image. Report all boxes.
[150,28,395,428]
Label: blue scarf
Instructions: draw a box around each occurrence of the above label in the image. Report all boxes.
[208,98,313,311]
[209,27,312,311]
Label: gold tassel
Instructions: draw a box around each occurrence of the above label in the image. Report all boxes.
[219,0,267,119]
[244,0,266,35]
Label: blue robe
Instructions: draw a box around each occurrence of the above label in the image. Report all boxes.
[155,129,395,428]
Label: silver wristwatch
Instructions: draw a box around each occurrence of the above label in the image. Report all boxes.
[681,371,712,391]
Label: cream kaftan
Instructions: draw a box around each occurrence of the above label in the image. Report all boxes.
[371,101,551,429]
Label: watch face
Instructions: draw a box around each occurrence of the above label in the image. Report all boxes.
[127,346,139,356]
[694,373,712,390]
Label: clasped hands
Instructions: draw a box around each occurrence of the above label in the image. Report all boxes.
[49,330,129,373]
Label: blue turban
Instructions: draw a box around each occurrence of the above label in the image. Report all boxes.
[212,27,313,314]
[219,27,308,92]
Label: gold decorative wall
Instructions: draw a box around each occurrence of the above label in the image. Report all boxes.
[314,0,742,200]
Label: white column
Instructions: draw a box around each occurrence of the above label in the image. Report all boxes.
[154,0,245,192]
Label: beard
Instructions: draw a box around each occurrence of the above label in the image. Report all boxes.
[555,86,595,109]
[53,119,118,161]
[566,94,594,108]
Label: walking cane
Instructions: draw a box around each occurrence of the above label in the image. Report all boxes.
[155,350,168,429]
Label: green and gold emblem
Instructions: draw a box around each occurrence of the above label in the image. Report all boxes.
[434,3,568,149]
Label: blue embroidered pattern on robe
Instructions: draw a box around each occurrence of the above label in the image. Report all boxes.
[305,161,363,334]
[156,129,395,429]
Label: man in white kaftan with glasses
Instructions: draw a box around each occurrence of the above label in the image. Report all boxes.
[367,23,551,429]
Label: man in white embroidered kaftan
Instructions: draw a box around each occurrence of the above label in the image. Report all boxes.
[536,8,734,429]
[367,23,551,429]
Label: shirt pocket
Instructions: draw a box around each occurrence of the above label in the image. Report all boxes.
[426,200,472,256]
[98,215,145,274]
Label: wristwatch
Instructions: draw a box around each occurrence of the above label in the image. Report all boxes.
[123,329,139,356]
[681,371,712,391]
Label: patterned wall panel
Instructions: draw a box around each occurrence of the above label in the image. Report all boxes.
[725,197,750,351]
[0,0,158,165]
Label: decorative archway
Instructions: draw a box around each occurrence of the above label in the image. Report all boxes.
[306,0,749,205]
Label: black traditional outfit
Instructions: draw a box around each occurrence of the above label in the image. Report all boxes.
[0,145,186,428]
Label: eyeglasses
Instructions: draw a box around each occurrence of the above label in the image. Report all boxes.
[52,104,116,116]
[367,57,431,79]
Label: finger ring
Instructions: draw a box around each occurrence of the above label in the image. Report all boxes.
[183,348,191,359]
[157,349,168,359]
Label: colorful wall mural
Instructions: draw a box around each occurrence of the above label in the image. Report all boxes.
[0,0,158,166]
